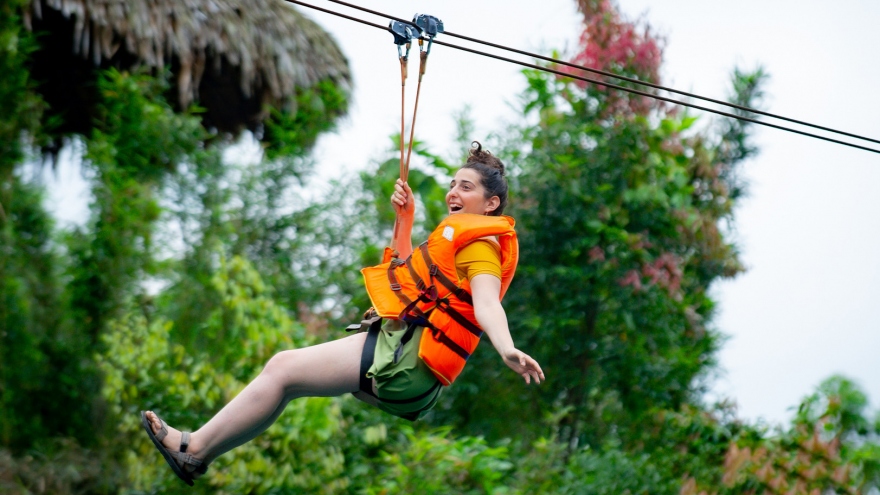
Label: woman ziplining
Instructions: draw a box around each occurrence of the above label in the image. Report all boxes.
[141,13,542,485]
[141,142,545,485]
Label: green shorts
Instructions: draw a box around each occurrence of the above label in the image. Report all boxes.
[361,319,442,421]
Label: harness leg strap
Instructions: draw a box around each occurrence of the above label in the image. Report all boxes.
[358,318,383,399]
[392,322,419,364]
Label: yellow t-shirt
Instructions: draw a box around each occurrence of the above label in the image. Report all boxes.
[454,238,502,281]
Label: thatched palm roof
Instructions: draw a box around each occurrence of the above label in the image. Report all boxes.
[24,0,350,134]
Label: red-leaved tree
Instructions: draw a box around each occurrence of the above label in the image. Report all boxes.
[565,0,664,116]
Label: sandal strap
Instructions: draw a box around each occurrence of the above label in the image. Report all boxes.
[155,418,169,442]
[173,431,206,473]
[170,450,204,469]
[180,431,190,453]
[143,412,209,483]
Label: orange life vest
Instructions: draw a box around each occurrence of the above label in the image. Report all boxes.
[361,214,519,386]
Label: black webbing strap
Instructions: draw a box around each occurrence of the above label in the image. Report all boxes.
[427,323,471,360]
[436,299,483,338]
[388,257,433,320]
[404,256,441,303]
[418,243,473,305]
[400,253,479,341]
[383,244,481,367]
[392,321,419,364]
[379,323,440,404]
[358,318,383,399]
[356,319,442,422]
[374,379,441,405]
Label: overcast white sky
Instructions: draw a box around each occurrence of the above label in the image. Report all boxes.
[46,0,880,426]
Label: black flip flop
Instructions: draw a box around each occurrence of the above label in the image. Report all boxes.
[140,411,198,486]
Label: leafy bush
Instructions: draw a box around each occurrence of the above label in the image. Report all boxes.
[98,256,349,494]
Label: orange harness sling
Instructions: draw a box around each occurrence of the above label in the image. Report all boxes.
[362,213,518,385]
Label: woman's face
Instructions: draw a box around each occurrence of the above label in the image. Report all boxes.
[446,168,499,216]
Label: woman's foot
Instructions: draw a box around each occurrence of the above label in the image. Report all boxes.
[141,411,208,485]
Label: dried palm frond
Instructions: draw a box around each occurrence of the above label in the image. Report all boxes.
[25,0,350,131]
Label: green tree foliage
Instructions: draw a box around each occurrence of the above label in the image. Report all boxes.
[684,376,880,495]
[0,438,121,495]
[366,426,514,494]
[0,0,45,177]
[1,0,350,471]
[0,0,60,451]
[98,256,352,494]
[0,179,61,449]
[32,70,206,447]
[436,2,767,447]
[67,68,205,343]
[506,378,880,495]
[156,79,349,345]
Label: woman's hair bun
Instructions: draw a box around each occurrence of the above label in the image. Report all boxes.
[462,140,509,216]
[466,141,505,176]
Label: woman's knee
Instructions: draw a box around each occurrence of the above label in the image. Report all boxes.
[257,335,365,397]
[261,349,298,380]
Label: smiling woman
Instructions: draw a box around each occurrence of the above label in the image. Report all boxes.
[142,140,543,486]
[445,142,509,216]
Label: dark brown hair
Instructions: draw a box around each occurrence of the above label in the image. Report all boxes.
[462,141,508,216]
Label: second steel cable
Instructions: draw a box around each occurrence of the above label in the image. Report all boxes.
[324,0,880,147]
[283,0,880,155]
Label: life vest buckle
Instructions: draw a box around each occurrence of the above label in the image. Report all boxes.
[390,282,402,291]
[429,264,439,276]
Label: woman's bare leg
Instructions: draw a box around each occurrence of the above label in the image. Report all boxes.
[145,332,370,473]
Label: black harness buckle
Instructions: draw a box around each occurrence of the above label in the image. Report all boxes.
[420,285,439,302]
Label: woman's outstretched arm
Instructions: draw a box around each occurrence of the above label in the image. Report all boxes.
[390,179,415,258]
[470,274,545,384]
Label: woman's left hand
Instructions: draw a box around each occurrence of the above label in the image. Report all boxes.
[502,349,545,385]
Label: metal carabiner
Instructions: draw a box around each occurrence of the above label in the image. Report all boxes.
[413,14,444,55]
[388,20,419,60]
[413,14,444,37]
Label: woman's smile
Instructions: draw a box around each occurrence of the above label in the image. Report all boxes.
[446,168,498,216]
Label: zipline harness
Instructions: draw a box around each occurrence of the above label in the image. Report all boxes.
[348,15,519,418]
[354,14,521,391]
[387,14,444,253]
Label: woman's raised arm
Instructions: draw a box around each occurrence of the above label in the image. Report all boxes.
[390,179,415,258]
[470,274,544,384]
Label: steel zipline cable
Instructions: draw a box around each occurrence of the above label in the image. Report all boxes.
[283,0,880,155]
[426,40,880,155]
[326,0,879,148]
